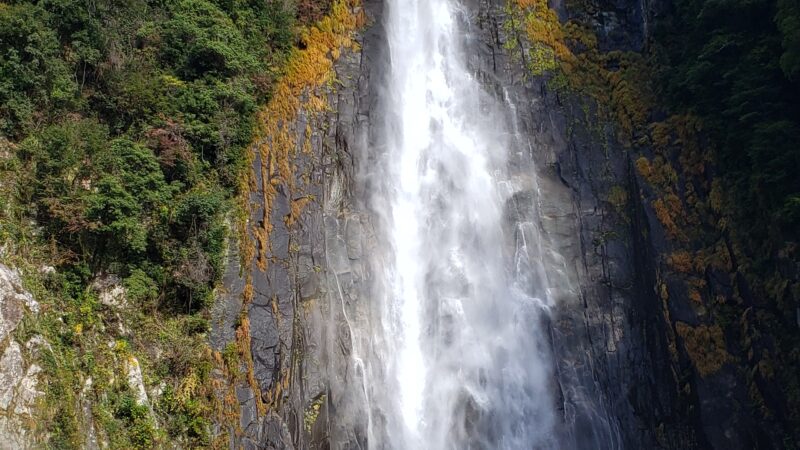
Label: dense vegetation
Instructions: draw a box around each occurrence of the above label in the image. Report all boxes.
[1,0,294,309]
[654,0,800,438]
[0,0,310,446]
[655,0,800,248]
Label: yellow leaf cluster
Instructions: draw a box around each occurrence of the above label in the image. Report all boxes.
[245,0,363,272]
[676,322,731,377]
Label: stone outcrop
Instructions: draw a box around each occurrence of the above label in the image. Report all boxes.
[0,265,38,343]
[90,273,128,308]
[0,265,43,449]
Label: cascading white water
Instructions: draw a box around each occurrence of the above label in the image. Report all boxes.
[359,0,559,448]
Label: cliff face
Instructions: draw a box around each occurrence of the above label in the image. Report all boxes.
[217,0,796,448]
[466,0,684,446]
[210,1,374,447]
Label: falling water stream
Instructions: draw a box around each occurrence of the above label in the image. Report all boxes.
[353,0,561,448]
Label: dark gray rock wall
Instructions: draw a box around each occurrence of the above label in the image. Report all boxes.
[467,1,681,447]
[211,1,383,448]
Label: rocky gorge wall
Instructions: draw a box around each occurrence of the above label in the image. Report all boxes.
[213,0,797,448]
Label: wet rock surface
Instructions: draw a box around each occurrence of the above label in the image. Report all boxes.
[469,1,671,447]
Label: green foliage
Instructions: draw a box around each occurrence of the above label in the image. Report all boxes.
[777,0,800,80]
[111,395,158,449]
[654,0,800,438]
[0,3,76,137]
[0,0,301,446]
[656,0,800,241]
[157,384,212,445]
[155,0,259,79]
[221,341,240,373]
[5,0,293,305]
[86,139,172,257]
[124,269,159,305]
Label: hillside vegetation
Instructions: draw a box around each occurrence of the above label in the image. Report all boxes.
[0,0,318,446]
[656,0,800,253]
[655,0,800,434]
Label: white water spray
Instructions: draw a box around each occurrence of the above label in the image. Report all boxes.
[358,0,560,448]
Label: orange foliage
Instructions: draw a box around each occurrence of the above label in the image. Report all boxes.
[676,322,731,377]
[235,314,265,415]
[246,0,363,272]
[667,250,693,273]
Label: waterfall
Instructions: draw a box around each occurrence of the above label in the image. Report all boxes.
[348,0,561,448]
